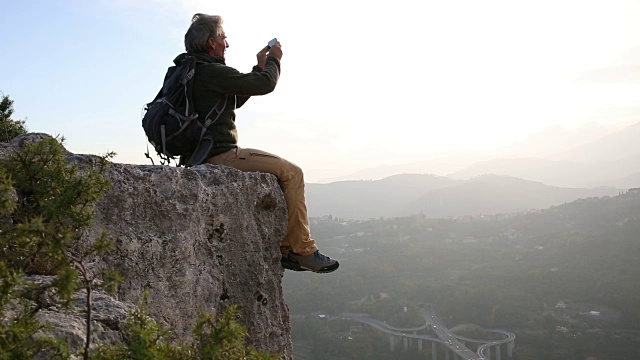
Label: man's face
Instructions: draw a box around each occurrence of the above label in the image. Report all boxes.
[210,29,228,58]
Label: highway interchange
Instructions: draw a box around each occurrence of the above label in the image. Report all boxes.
[341,305,515,360]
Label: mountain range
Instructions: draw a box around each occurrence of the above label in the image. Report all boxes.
[316,121,640,189]
[447,154,640,188]
[306,174,620,220]
[449,121,640,188]
[306,121,638,220]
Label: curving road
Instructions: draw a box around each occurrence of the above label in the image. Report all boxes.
[422,305,482,360]
[476,329,516,359]
[341,304,515,360]
[424,305,515,359]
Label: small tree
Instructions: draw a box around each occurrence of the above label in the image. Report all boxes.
[191,305,277,360]
[0,93,28,142]
[0,135,116,359]
[93,300,279,360]
[0,170,69,359]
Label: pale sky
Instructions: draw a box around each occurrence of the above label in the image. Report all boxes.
[2,0,640,182]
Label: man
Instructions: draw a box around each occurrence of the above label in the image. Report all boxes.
[177,13,339,273]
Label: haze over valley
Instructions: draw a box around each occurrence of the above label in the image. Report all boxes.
[287,189,640,360]
[287,121,640,359]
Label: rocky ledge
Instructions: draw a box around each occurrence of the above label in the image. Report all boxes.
[2,134,292,358]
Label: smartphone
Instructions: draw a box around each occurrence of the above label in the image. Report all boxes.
[267,38,278,48]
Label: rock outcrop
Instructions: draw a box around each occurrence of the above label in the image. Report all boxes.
[2,134,293,358]
[23,276,133,353]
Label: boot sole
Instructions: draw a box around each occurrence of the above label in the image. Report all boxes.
[313,262,339,273]
[281,258,340,273]
[300,261,340,273]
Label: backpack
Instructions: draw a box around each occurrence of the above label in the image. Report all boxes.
[142,55,226,167]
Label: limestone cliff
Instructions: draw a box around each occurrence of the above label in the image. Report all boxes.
[2,134,293,358]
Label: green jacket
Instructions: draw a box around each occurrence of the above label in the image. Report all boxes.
[172,52,281,164]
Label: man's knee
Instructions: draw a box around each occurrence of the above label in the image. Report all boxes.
[281,159,303,183]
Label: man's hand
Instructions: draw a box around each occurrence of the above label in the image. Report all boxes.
[256,46,269,69]
[268,41,283,61]
[256,41,283,69]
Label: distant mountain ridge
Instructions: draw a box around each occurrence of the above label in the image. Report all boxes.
[307,122,638,220]
[306,174,457,220]
[316,121,640,187]
[403,174,619,218]
[498,122,613,159]
[449,121,640,187]
[306,173,619,220]
[448,154,640,188]
[316,151,490,184]
[609,171,640,188]
[552,121,640,162]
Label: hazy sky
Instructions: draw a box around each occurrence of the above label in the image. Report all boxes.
[2,0,640,182]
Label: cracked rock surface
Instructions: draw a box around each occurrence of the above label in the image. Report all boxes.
[2,134,292,359]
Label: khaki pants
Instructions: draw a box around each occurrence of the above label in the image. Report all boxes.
[205,147,318,256]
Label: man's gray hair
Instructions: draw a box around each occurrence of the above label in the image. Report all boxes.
[184,14,224,53]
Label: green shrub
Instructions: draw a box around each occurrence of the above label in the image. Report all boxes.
[94,300,279,360]
[1,136,112,279]
[0,168,69,359]
[0,93,28,142]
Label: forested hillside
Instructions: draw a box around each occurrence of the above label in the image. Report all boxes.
[284,190,640,360]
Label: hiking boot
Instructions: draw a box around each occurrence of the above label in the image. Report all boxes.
[281,256,309,272]
[287,250,339,273]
